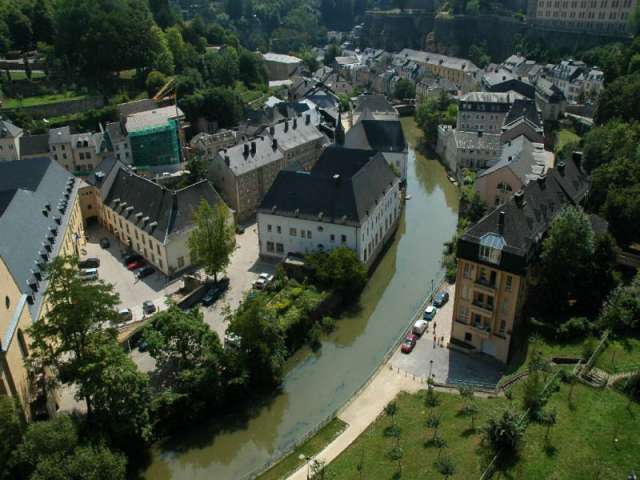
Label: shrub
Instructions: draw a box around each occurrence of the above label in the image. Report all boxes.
[556,316,593,340]
[483,409,526,454]
[145,70,167,97]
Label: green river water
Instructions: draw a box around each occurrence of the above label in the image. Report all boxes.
[145,118,459,480]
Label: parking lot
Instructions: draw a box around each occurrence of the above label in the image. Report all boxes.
[390,284,503,388]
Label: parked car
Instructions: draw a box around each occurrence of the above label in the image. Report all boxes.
[142,300,156,315]
[412,319,429,336]
[79,268,98,281]
[123,253,143,265]
[136,266,155,279]
[202,285,223,306]
[79,257,100,269]
[99,237,110,249]
[423,305,437,321]
[127,259,145,271]
[254,273,274,290]
[118,308,133,322]
[401,334,418,354]
[433,291,449,308]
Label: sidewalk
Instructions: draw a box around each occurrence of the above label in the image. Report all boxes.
[286,366,423,480]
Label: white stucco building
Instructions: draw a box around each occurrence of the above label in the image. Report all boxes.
[257,147,402,267]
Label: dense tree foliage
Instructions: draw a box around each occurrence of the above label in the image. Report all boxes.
[187,200,235,282]
[394,78,416,100]
[598,272,640,333]
[306,247,368,298]
[482,409,526,455]
[416,92,457,145]
[179,86,244,128]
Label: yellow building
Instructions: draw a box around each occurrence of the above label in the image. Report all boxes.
[451,159,589,363]
[0,157,85,419]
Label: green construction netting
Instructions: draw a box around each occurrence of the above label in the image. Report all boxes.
[129,119,181,167]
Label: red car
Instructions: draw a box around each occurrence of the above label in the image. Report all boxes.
[401,334,418,354]
[127,259,145,271]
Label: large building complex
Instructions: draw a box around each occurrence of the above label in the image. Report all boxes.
[0,157,85,419]
[528,0,636,35]
[257,147,402,268]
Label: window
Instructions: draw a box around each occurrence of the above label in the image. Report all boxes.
[157,244,161,255]
[317,226,324,232]
[505,275,513,292]
[464,332,472,342]
[499,320,506,334]
[276,243,284,253]
[276,225,282,234]
[4,296,9,309]
[479,233,505,265]
[307,230,312,239]
[267,241,275,252]
[290,228,297,236]
[330,234,335,242]
[463,262,473,279]
[341,234,347,243]
[267,224,272,232]
[17,329,28,358]
[301,230,306,238]
[177,256,184,268]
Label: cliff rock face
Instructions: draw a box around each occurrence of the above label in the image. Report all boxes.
[362,10,435,51]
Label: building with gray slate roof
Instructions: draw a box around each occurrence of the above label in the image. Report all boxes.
[0,157,86,418]
[81,157,225,275]
[0,118,23,161]
[257,146,402,267]
[450,157,589,363]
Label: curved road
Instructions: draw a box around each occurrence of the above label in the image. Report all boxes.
[144,118,459,480]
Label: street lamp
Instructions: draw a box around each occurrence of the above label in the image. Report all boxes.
[429,359,434,378]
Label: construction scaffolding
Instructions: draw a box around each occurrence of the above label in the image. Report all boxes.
[129,118,181,167]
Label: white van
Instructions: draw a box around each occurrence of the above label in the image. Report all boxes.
[79,268,98,281]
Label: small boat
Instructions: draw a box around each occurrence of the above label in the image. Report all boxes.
[447,175,456,183]
[405,193,412,200]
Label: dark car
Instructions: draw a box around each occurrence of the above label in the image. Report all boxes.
[201,286,222,306]
[79,257,100,269]
[123,253,143,265]
[401,334,418,354]
[142,300,156,315]
[137,266,155,279]
[99,237,110,249]
[433,291,450,308]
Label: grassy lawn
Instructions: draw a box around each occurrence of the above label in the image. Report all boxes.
[499,383,640,480]
[256,418,347,480]
[596,337,640,374]
[326,391,507,479]
[2,91,87,108]
[325,382,640,479]
[6,70,46,80]
[555,128,581,153]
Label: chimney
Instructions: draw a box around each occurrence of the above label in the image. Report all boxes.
[514,190,524,208]
[557,161,566,176]
[293,118,297,129]
[243,143,250,156]
[305,114,311,125]
[572,151,583,171]
[272,138,278,150]
[250,141,256,154]
[537,174,546,188]
[498,211,505,235]
[269,125,275,135]
[284,120,289,132]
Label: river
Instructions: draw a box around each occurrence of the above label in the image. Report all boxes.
[144,117,460,480]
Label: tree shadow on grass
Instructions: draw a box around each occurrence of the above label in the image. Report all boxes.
[544,443,558,457]
[460,426,476,438]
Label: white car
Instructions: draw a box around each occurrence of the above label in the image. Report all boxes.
[254,273,274,290]
[412,319,429,336]
[423,305,437,321]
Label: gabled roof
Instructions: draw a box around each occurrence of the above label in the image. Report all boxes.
[352,94,395,114]
[0,118,22,138]
[345,119,407,153]
[458,158,588,274]
[504,99,542,130]
[103,168,223,243]
[258,146,397,225]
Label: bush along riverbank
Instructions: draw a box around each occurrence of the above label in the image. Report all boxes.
[140,248,367,440]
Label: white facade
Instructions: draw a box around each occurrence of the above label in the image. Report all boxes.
[257,179,402,267]
[0,135,20,161]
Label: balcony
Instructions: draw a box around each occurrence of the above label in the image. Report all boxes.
[474,278,496,292]
[471,300,494,314]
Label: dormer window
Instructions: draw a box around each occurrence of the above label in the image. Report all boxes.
[479,233,505,265]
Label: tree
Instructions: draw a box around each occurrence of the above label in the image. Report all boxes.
[434,455,456,479]
[188,199,235,282]
[324,43,341,66]
[149,25,175,75]
[460,402,479,431]
[76,336,152,446]
[11,414,126,480]
[425,379,440,409]
[299,49,319,73]
[0,396,22,476]
[598,272,640,332]
[166,27,196,72]
[305,247,367,298]
[146,70,167,97]
[536,206,596,315]
[415,92,456,145]
[238,48,267,87]
[540,409,557,444]
[468,42,490,68]
[394,78,416,100]
[27,257,120,414]
[582,120,640,173]
[483,409,526,455]
[426,414,441,441]
[54,0,160,83]
[594,74,640,125]
[149,0,178,28]
[179,86,244,128]
[226,294,287,389]
[7,7,33,51]
[522,371,548,420]
[203,47,239,87]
